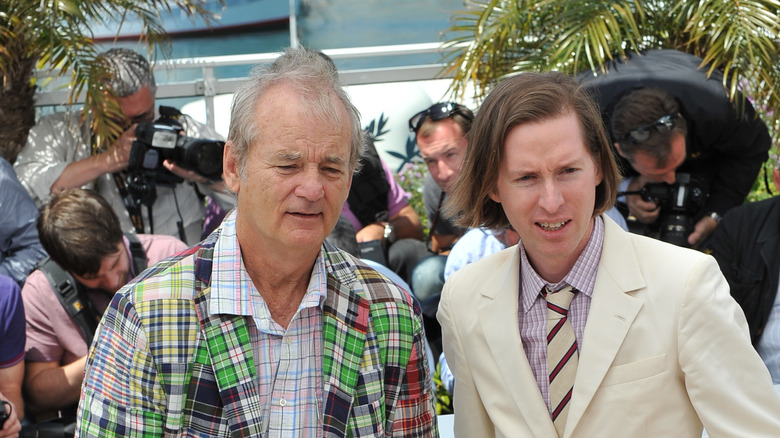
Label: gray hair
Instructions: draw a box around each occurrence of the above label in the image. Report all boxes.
[227,46,364,179]
[96,48,157,97]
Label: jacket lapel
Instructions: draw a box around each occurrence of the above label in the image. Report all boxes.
[478,247,559,438]
[193,239,265,437]
[565,217,644,437]
[320,247,369,436]
[196,286,265,436]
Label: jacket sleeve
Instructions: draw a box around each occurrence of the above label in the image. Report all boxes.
[75,292,166,437]
[678,255,780,436]
[13,113,92,206]
[0,160,46,285]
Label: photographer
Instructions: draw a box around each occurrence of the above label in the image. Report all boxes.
[579,50,771,248]
[20,189,186,432]
[14,48,231,245]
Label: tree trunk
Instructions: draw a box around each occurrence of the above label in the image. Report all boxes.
[0,35,36,164]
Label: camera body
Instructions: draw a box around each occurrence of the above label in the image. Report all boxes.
[128,120,224,182]
[637,173,708,247]
[0,400,10,430]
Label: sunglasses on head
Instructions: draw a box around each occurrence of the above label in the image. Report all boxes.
[408,102,465,133]
[619,114,678,144]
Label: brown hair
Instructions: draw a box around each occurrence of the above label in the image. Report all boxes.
[611,88,687,165]
[445,71,621,229]
[37,188,124,277]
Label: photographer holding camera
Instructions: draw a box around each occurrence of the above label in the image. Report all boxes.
[579,50,772,248]
[14,48,231,245]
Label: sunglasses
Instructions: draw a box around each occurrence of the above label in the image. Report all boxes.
[408,102,465,133]
[618,114,678,144]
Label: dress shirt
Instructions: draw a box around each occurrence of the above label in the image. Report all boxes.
[518,216,604,408]
[211,211,325,437]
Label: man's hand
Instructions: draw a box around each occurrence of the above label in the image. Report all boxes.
[100,125,136,173]
[0,396,21,438]
[356,222,385,243]
[625,176,661,224]
[162,160,209,183]
[688,215,718,248]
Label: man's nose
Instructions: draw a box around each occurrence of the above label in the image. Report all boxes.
[662,171,676,185]
[438,162,453,182]
[539,180,564,212]
[296,170,325,200]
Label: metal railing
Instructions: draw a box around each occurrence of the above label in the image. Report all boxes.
[34,42,460,131]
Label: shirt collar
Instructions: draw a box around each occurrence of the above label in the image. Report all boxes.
[520,215,604,311]
[209,209,328,317]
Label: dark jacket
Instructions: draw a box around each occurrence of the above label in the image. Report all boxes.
[706,195,780,345]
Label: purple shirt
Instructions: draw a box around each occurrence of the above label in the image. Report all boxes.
[0,274,25,368]
[22,234,187,364]
[341,159,410,230]
[518,216,605,410]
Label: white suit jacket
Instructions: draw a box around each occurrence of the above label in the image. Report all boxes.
[438,215,780,438]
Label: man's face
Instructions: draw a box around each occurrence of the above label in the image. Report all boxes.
[119,85,156,127]
[622,131,686,184]
[72,241,130,293]
[223,84,354,256]
[490,113,603,282]
[416,118,468,192]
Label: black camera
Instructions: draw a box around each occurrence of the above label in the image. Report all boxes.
[0,400,10,430]
[128,119,224,182]
[622,173,708,247]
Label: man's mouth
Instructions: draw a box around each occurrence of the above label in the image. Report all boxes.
[537,220,569,231]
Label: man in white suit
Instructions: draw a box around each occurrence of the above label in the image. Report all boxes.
[438,71,780,437]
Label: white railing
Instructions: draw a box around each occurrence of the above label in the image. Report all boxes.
[34,42,462,131]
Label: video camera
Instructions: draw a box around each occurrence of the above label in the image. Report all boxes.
[621,173,708,247]
[124,106,224,207]
[127,107,224,182]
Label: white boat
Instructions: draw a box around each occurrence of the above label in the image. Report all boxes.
[91,0,300,41]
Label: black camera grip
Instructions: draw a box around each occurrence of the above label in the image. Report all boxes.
[0,400,12,430]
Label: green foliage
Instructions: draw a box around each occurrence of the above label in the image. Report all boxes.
[395,160,430,237]
[0,0,222,154]
[432,358,454,415]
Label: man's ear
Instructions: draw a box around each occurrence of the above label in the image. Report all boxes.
[614,142,627,159]
[222,140,240,193]
[489,188,501,204]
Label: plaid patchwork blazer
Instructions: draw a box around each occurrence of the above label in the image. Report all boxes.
[75,231,438,437]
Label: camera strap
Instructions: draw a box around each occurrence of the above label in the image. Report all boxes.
[38,257,98,347]
[113,172,146,234]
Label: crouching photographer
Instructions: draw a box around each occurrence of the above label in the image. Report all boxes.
[578,50,772,249]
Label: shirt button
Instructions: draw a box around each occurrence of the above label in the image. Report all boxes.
[279,398,287,407]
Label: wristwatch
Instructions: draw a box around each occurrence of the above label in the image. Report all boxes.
[707,211,722,224]
[383,222,397,244]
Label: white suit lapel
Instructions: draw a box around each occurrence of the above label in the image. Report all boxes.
[478,247,559,438]
[565,216,646,437]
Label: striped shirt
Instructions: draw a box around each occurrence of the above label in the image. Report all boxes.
[518,216,604,410]
[211,210,325,437]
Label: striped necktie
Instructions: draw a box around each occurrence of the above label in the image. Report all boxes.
[546,285,578,437]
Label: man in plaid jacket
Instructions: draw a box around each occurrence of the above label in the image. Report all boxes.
[75,46,437,437]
